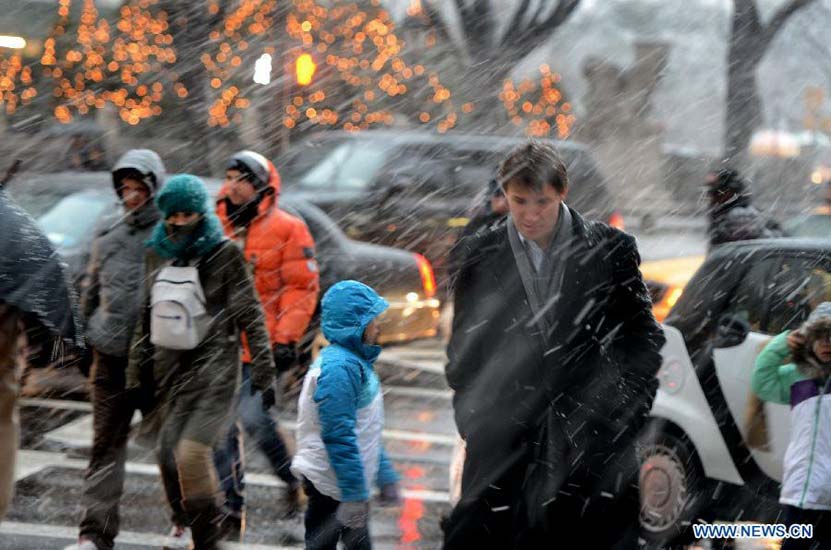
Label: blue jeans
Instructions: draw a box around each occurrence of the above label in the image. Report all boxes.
[213,364,298,513]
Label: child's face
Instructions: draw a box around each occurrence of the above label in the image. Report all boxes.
[812,338,831,363]
[363,318,381,345]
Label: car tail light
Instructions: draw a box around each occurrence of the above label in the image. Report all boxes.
[414,253,436,298]
[608,211,625,230]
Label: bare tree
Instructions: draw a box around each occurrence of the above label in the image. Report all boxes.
[410,0,582,124]
[161,1,231,172]
[725,0,817,164]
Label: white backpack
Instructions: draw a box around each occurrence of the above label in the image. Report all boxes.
[150,265,210,350]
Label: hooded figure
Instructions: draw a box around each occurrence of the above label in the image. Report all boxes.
[706,169,781,250]
[82,149,165,357]
[753,303,831,548]
[71,149,164,550]
[216,150,319,366]
[291,281,400,550]
[128,175,275,550]
[212,150,319,534]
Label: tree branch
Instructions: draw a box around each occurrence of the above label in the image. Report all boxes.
[500,0,534,48]
[413,1,464,58]
[468,0,495,52]
[453,0,477,46]
[733,0,762,30]
[536,0,582,35]
[762,0,818,49]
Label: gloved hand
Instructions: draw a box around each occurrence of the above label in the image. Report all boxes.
[273,343,298,375]
[377,483,401,507]
[125,386,154,414]
[260,385,276,411]
[335,500,369,530]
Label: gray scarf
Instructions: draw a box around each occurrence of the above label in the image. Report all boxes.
[507,203,574,337]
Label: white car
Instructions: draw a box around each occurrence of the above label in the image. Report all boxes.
[639,239,831,546]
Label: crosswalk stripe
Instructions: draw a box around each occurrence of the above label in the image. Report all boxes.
[15,450,452,503]
[40,413,458,449]
[19,397,92,412]
[0,521,300,549]
[383,386,452,400]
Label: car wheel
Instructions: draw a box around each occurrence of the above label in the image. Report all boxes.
[639,432,710,547]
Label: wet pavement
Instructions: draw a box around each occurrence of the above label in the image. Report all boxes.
[3,341,453,549]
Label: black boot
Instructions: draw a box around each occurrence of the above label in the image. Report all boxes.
[184,496,223,550]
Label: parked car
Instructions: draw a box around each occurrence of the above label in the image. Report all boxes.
[10,173,440,367]
[278,130,622,288]
[639,239,831,546]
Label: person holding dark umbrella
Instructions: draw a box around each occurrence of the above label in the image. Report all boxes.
[0,180,82,519]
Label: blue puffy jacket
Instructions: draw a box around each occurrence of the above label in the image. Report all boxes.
[291,280,399,502]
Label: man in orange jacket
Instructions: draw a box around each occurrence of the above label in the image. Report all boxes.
[212,150,320,538]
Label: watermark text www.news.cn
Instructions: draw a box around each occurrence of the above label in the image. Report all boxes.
[692,523,813,540]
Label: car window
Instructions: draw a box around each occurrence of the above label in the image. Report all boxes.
[294,140,394,190]
[38,192,114,249]
[721,256,776,333]
[279,137,343,182]
[784,215,831,239]
[765,254,831,334]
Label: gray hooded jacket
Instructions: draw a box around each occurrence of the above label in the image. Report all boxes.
[81,149,165,357]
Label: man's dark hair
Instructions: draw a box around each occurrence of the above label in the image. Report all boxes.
[498,141,568,194]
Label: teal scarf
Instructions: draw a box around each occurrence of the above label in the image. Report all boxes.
[146,213,225,260]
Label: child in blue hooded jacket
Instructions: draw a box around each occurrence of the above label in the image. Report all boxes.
[291,280,400,550]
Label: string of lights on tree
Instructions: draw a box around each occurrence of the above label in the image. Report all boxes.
[2,0,574,138]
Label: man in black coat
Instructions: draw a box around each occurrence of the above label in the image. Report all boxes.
[443,142,666,549]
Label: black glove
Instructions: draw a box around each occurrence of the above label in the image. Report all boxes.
[260,385,276,411]
[273,343,298,374]
[125,386,154,414]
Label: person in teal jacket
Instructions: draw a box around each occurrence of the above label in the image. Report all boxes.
[291,280,400,550]
[752,302,831,550]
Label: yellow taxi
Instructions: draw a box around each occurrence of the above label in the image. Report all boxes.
[640,255,705,322]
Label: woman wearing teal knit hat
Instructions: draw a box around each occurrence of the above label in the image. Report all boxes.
[128,174,275,550]
[146,174,225,261]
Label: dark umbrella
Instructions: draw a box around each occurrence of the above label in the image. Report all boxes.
[0,185,82,347]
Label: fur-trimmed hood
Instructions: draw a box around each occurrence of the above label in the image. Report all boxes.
[793,315,831,379]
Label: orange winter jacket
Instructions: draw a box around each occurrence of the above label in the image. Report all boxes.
[216,161,320,361]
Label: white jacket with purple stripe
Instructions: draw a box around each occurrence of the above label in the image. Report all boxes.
[752,330,831,511]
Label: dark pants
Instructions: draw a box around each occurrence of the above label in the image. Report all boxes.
[303,479,371,550]
[780,505,831,550]
[442,458,640,550]
[213,364,296,514]
[79,351,134,550]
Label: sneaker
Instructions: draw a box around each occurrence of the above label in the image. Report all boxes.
[161,525,192,550]
[63,539,98,550]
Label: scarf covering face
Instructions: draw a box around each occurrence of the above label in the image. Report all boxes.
[146,213,225,260]
[224,194,263,228]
